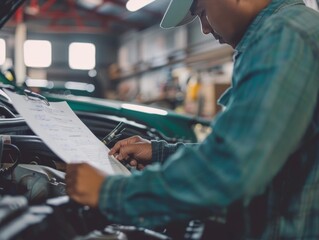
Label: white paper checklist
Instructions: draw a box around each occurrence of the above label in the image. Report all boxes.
[5,90,130,176]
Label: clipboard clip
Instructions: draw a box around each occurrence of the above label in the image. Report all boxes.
[24,89,50,106]
[101,122,126,147]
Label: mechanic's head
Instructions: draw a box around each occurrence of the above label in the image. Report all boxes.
[161,0,271,48]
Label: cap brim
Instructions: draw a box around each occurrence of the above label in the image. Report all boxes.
[160,0,196,29]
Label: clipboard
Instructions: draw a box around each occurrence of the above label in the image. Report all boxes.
[4,89,131,176]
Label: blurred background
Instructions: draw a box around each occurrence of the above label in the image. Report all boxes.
[0,0,317,120]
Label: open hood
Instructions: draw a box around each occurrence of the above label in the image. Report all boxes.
[0,0,25,29]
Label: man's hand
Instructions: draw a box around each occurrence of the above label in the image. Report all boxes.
[65,163,106,207]
[109,135,152,170]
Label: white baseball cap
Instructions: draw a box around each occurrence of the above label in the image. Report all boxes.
[160,0,197,29]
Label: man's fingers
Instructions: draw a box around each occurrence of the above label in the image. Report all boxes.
[109,141,122,155]
[67,184,87,196]
[109,139,130,155]
[129,159,137,166]
[67,190,90,206]
[137,164,145,170]
[65,164,78,185]
[109,136,143,156]
[66,163,81,173]
[110,146,128,161]
[117,144,140,160]
[65,163,90,195]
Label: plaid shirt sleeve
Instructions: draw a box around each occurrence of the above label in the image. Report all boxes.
[151,140,199,164]
[98,2,319,230]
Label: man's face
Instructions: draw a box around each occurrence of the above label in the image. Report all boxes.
[190,0,272,47]
[190,0,226,44]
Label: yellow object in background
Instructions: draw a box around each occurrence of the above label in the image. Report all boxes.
[186,79,201,101]
[4,70,14,81]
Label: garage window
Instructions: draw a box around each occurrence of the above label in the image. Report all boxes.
[69,42,96,70]
[24,40,52,68]
[0,39,6,65]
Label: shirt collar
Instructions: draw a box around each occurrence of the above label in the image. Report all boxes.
[235,0,305,52]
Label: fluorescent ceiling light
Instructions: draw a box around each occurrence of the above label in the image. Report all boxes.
[126,0,155,12]
[122,103,168,116]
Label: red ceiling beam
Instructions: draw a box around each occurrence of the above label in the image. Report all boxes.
[67,0,84,27]
[9,0,156,33]
[77,6,145,29]
[27,0,145,29]
[40,0,57,12]
[40,25,111,34]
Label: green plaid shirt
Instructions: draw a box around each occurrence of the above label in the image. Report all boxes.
[99,0,319,238]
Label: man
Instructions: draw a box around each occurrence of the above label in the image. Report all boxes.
[66,0,319,238]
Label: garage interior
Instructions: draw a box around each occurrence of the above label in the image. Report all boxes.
[1,0,235,120]
[0,0,319,239]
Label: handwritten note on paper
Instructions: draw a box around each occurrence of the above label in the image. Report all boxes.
[5,90,130,176]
